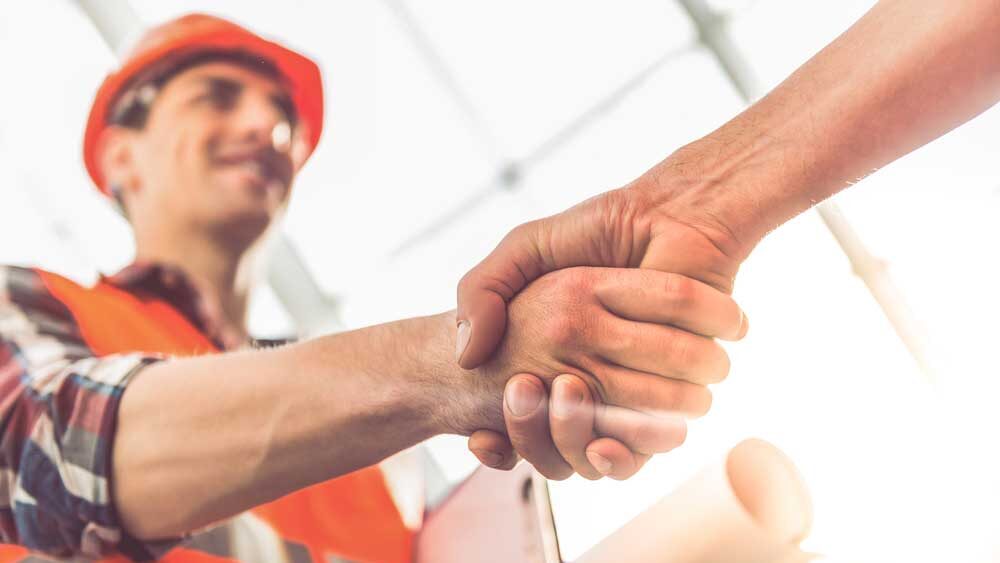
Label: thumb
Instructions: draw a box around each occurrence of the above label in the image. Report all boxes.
[637,222,739,294]
[456,221,547,368]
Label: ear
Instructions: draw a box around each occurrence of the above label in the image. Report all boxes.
[94,125,142,198]
[289,124,310,172]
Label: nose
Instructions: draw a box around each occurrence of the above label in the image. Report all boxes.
[229,89,291,153]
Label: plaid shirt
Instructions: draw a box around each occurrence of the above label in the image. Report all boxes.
[0,263,262,560]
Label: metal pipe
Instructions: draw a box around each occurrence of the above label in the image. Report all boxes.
[390,41,695,256]
[75,0,143,56]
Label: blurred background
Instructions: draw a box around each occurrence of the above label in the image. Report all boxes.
[2,1,1000,561]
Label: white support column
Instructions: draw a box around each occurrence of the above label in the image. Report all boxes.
[676,0,933,378]
[75,0,143,56]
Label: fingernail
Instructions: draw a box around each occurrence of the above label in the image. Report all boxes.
[506,378,543,417]
[552,376,583,419]
[737,311,749,338]
[455,320,471,362]
[586,451,613,475]
[473,449,503,467]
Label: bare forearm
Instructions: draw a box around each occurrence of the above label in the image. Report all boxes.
[644,0,1000,255]
[112,312,470,540]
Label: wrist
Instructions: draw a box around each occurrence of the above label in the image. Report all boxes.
[417,312,503,437]
[634,115,816,260]
[293,316,459,450]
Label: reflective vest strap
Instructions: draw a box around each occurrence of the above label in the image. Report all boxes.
[29,271,414,562]
[157,547,242,562]
[0,545,27,562]
[36,270,218,357]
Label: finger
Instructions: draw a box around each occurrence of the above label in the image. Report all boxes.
[586,438,652,480]
[594,403,688,455]
[549,375,603,480]
[456,222,548,369]
[594,269,748,341]
[595,364,714,418]
[503,374,574,480]
[468,430,520,471]
[598,320,731,386]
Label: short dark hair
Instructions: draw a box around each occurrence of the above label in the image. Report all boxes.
[107,49,290,130]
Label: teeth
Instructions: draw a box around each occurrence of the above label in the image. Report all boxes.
[240,160,263,177]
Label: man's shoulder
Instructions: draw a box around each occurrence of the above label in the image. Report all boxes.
[0,265,83,318]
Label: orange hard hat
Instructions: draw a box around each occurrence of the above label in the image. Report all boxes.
[83,13,324,194]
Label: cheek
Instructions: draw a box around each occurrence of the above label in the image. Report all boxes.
[150,129,216,216]
[174,128,210,173]
[169,129,218,200]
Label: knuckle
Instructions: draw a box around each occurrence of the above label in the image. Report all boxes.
[660,387,687,415]
[626,417,651,450]
[457,269,474,292]
[508,220,537,242]
[555,267,594,294]
[497,222,530,251]
[663,274,695,309]
[603,322,635,356]
[662,382,710,417]
[664,332,695,375]
[602,370,651,409]
[540,298,601,351]
[542,316,582,348]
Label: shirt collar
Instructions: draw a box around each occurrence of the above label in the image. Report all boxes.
[101,262,250,351]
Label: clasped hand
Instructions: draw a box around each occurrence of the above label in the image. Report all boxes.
[457,265,745,480]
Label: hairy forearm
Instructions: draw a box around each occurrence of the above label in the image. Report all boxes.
[112,312,472,540]
[644,0,1000,255]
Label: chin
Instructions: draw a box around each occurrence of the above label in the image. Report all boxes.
[210,207,277,250]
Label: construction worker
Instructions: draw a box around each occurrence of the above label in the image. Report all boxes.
[0,13,743,562]
[462,0,1000,474]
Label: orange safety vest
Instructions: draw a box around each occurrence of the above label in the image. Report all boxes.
[0,270,414,563]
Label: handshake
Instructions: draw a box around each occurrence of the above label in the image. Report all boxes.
[444,182,753,481]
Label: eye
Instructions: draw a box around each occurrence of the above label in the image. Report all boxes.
[193,79,241,112]
[207,81,240,112]
[272,95,298,128]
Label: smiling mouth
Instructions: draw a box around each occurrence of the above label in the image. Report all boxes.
[231,159,267,182]
[215,153,283,189]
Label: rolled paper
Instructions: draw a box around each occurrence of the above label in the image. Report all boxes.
[576,438,814,563]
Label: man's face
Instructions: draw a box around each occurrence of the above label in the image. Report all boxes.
[124,61,297,244]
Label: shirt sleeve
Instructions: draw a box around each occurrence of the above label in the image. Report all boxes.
[0,266,173,561]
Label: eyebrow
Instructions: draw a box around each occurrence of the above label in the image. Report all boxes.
[190,75,297,125]
[192,75,242,93]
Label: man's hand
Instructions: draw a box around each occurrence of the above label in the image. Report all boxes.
[456,167,753,477]
[454,0,1000,477]
[469,373,689,480]
[455,177,749,371]
[450,265,745,480]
